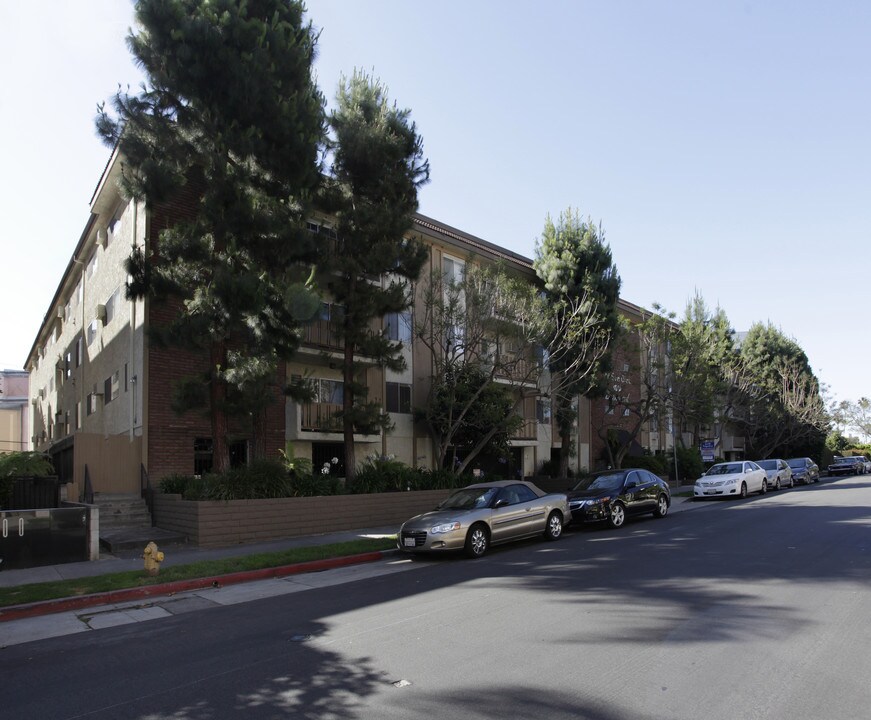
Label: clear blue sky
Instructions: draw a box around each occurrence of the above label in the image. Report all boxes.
[1,1,868,408]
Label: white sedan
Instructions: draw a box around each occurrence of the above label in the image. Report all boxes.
[694,461,769,499]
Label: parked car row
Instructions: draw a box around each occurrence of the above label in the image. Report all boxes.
[828,456,871,475]
[398,470,672,558]
[694,457,820,499]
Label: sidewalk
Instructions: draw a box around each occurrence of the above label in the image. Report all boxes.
[0,488,702,641]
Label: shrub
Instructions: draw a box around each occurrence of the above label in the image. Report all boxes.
[622,455,668,475]
[0,451,54,478]
[159,474,194,495]
[351,456,419,494]
[675,447,705,482]
[412,468,472,491]
[289,474,343,497]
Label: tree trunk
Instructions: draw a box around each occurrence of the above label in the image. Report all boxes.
[343,330,356,486]
[210,339,230,473]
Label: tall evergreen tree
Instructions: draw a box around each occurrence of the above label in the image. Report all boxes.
[734,323,827,457]
[96,0,326,472]
[321,70,429,484]
[534,209,621,478]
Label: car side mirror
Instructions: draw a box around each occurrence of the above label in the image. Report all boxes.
[625,481,637,490]
[494,498,509,508]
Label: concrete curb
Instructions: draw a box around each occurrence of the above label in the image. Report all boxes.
[0,550,391,623]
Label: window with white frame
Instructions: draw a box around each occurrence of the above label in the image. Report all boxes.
[107,214,120,247]
[86,249,98,279]
[105,287,121,325]
[443,256,465,285]
[315,379,344,405]
[87,319,99,346]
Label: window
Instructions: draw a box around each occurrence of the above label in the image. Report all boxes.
[104,371,120,404]
[443,256,465,284]
[107,215,120,246]
[75,337,82,368]
[76,402,82,430]
[385,311,412,343]
[87,319,98,346]
[386,382,412,413]
[194,438,213,476]
[536,399,552,423]
[86,391,98,416]
[105,287,121,325]
[86,250,98,279]
[315,379,344,404]
[64,352,72,378]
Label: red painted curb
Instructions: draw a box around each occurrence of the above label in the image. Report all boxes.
[0,550,388,623]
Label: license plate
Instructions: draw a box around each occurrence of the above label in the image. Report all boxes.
[403,537,416,547]
[704,490,717,495]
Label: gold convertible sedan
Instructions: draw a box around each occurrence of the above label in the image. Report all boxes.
[398,481,570,558]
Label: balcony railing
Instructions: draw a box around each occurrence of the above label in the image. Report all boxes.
[511,418,537,441]
[300,402,343,432]
[303,320,344,351]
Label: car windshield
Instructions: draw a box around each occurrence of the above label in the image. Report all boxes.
[834,458,854,464]
[757,460,777,470]
[787,459,805,468]
[571,472,627,492]
[706,463,744,476]
[438,487,499,510]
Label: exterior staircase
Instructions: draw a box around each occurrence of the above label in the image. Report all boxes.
[94,493,187,554]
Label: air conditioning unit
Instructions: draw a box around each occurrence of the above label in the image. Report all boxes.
[97,229,107,248]
[96,304,107,323]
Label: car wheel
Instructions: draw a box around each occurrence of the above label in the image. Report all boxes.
[760,479,768,495]
[653,494,669,518]
[544,511,563,541]
[464,524,489,559]
[608,502,626,528]
[740,482,748,498]
[775,478,781,491]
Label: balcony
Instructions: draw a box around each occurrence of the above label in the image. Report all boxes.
[302,319,344,352]
[511,417,538,442]
[300,402,343,432]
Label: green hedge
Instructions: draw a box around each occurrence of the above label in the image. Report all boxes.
[159,458,471,500]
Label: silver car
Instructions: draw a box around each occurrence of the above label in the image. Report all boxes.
[398,481,570,558]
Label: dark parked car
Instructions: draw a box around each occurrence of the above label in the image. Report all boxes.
[787,457,820,484]
[567,469,670,528]
[828,457,865,476]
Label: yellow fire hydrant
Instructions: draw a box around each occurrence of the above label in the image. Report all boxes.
[142,541,165,576]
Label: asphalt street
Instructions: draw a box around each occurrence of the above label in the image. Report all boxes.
[2,476,869,720]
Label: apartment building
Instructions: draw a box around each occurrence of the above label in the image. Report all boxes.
[27,149,676,498]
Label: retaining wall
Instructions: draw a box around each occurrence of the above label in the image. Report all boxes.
[152,489,452,548]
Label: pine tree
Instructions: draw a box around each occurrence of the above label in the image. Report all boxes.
[321,70,429,485]
[534,209,621,478]
[96,0,326,472]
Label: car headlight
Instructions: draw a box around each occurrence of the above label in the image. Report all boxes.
[723,478,736,484]
[430,521,461,534]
